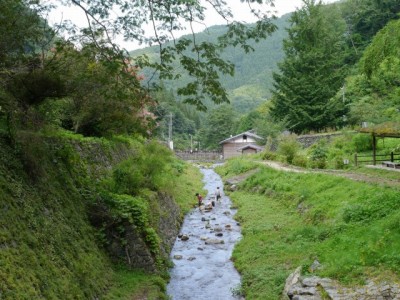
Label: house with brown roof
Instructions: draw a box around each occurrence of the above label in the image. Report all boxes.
[219,131,264,159]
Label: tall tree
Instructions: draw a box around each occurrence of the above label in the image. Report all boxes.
[270,0,348,133]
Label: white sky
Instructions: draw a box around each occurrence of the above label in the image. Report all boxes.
[48,0,340,51]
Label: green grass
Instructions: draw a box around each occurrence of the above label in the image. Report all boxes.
[347,165,400,181]
[170,163,206,215]
[218,159,400,299]
[103,266,167,300]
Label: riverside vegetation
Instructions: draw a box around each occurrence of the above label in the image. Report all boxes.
[216,156,400,299]
[0,130,204,299]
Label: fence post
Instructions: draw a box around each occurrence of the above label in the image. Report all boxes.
[355,153,358,166]
[391,152,394,162]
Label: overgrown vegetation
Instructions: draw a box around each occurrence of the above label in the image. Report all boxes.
[0,131,203,299]
[260,131,400,171]
[216,157,400,299]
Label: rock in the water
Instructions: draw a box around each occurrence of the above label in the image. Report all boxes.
[177,233,183,238]
[215,233,223,237]
[214,226,223,232]
[180,235,189,241]
[200,236,208,241]
[197,247,204,251]
[205,238,224,245]
[174,255,183,260]
[187,256,196,261]
[223,211,231,216]
[201,217,206,222]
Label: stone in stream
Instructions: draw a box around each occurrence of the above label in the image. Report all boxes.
[215,233,223,237]
[197,247,204,251]
[187,256,196,261]
[225,224,231,229]
[223,211,231,216]
[180,235,189,241]
[177,233,183,238]
[201,217,207,222]
[174,255,183,260]
[214,226,223,232]
[205,238,224,245]
[200,236,208,241]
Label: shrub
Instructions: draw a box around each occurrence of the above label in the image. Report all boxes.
[308,139,328,169]
[292,154,308,168]
[352,133,373,152]
[277,134,301,164]
[261,149,278,160]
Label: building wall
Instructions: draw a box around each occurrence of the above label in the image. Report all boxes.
[223,142,258,159]
[242,148,257,155]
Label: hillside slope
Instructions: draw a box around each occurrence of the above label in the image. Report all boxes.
[130,14,290,112]
[0,132,202,299]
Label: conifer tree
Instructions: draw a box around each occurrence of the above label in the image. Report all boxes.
[271,0,348,133]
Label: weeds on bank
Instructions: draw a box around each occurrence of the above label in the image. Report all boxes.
[103,266,168,300]
[218,159,400,299]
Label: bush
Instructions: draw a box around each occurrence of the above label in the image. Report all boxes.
[292,154,308,168]
[352,133,373,152]
[261,149,278,160]
[277,134,301,164]
[308,139,328,169]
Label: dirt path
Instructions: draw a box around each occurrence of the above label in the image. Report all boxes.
[263,161,400,188]
[226,161,400,188]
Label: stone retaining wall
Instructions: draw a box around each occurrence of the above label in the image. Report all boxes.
[296,132,345,148]
[175,150,223,162]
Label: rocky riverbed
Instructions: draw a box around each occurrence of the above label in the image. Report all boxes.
[167,167,242,300]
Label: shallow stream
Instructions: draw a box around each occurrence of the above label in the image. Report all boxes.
[167,166,242,300]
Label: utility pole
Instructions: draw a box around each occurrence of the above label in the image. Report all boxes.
[342,83,345,103]
[168,113,173,150]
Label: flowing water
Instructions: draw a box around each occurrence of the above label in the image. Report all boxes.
[167,166,242,300]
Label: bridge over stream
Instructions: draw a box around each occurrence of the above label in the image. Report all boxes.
[175,150,223,162]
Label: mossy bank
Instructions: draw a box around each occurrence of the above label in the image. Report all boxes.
[0,130,203,299]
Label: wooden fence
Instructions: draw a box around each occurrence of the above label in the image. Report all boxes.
[354,151,400,166]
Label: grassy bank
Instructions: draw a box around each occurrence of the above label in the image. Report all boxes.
[0,130,203,299]
[216,157,400,299]
[103,162,204,300]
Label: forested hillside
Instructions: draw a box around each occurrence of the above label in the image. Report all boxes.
[131,14,290,113]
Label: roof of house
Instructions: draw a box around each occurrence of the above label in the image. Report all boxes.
[219,131,263,145]
[236,144,264,152]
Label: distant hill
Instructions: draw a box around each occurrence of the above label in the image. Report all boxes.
[130,14,290,113]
